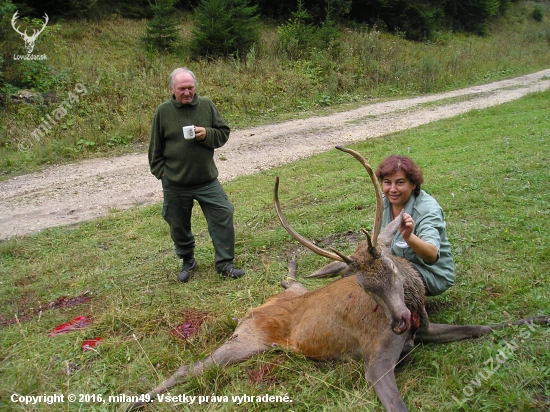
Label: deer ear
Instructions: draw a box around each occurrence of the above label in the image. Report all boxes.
[377,210,404,247]
[306,261,350,279]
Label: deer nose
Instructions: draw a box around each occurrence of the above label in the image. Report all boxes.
[391,310,411,335]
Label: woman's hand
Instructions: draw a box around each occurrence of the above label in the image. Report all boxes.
[400,213,438,264]
[399,213,415,241]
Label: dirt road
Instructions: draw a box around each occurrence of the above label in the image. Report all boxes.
[1,69,549,239]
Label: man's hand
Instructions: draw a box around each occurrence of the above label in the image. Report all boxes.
[195,126,206,141]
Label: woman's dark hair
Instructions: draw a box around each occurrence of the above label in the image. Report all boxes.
[375,155,423,196]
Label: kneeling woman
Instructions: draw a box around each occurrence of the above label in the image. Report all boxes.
[375,155,454,296]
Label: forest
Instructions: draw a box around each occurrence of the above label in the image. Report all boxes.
[11,0,521,39]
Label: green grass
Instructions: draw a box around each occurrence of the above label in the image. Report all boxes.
[1,2,550,178]
[1,88,549,411]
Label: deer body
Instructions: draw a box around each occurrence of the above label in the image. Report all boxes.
[253,275,407,360]
[128,268,415,412]
[126,147,548,412]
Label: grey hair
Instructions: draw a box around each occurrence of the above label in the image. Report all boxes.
[169,67,198,89]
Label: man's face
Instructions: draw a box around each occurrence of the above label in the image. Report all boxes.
[171,72,196,104]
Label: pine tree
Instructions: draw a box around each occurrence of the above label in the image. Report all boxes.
[142,0,180,53]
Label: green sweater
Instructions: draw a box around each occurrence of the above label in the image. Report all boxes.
[149,94,230,186]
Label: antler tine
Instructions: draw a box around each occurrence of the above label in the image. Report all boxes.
[335,146,383,247]
[11,11,26,36]
[274,177,348,263]
[361,228,374,249]
[30,13,49,39]
[39,13,49,32]
[328,247,353,264]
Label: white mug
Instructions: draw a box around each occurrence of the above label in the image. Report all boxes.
[182,125,195,139]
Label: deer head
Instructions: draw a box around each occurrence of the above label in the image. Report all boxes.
[274,146,412,334]
[11,11,49,55]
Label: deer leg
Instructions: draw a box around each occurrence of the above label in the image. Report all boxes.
[125,333,271,411]
[280,260,308,295]
[363,335,409,412]
[415,315,549,344]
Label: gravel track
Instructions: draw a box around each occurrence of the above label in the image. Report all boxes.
[1,69,549,239]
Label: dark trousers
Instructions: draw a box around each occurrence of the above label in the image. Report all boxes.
[161,177,235,272]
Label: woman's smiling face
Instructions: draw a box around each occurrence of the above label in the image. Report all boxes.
[382,170,416,210]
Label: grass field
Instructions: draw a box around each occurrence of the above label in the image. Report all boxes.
[1,87,548,411]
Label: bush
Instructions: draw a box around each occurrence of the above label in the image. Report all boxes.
[277,4,317,60]
[445,0,501,35]
[277,0,341,60]
[532,4,544,22]
[0,0,58,93]
[0,0,17,95]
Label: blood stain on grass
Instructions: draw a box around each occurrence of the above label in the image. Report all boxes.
[170,309,209,341]
[0,290,93,326]
[48,315,92,336]
[246,359,284,385]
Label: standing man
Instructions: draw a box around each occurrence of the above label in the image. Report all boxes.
[149,67,245,283]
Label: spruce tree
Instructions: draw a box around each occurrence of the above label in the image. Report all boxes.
[142,0,180,53]
[190,0,260,59]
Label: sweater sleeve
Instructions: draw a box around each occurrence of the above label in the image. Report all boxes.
[148,107,165,179]
[199,99,230,150]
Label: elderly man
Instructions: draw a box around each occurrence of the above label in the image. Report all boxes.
[149,67,245,282]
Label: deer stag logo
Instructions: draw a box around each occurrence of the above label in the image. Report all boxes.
[11,11,49,55]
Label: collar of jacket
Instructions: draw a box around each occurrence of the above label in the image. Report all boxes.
[170,93,199,108]
[382,191,420,218]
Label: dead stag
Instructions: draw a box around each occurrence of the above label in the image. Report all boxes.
[126,146,548,412]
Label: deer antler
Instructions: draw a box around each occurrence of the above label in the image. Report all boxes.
[335,146,383,248]
[11,11,25,37]
[274,177,351,263]
[32,13,49,40]
[11,11,48,40]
